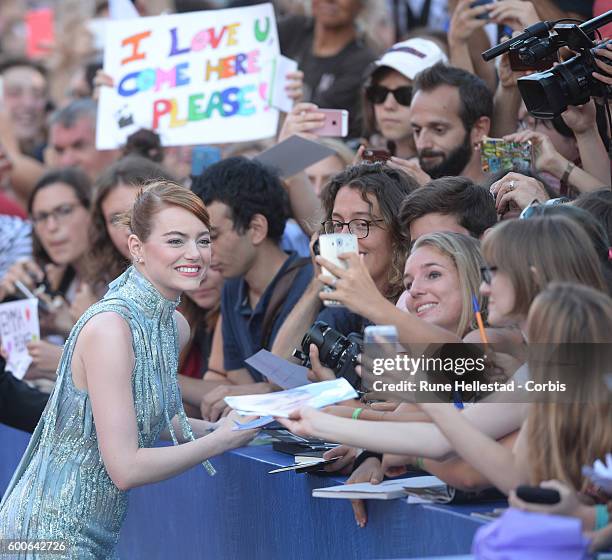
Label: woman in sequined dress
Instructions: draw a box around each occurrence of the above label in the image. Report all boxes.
[0,182,257,559]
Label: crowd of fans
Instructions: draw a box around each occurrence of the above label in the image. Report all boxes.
[1,0,611,555]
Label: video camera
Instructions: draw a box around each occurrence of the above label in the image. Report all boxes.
[292,321,362,389]
[482,10,612,119]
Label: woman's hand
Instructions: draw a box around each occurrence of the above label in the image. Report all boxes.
[488,0,540,31]
[346,455,384,527]
[26,340,62,372]
[387,156,431,186]
[307,343,336,382]
[212,411,260,451]
[275,406,324,439]
[316,252,385,318]
[284,70,304,106]
[278,102,325,143]
[0,259,45,301]
[448,0,491,45]
[489,170,550,215]
[508,479,581,516]
[503,130,561,175]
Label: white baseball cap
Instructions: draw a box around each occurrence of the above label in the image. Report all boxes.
[374,38,448,80]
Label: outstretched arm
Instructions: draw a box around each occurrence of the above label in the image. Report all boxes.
[277,401,526,462]
[77,312,256,491]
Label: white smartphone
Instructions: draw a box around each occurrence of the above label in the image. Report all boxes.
[318,233,358,307]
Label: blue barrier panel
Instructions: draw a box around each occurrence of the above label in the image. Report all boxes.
[0,424,497,559]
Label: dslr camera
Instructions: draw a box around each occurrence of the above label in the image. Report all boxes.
[293,321,362,389]
[482,11,612,118]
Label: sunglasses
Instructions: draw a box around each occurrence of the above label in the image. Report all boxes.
[365,84,412,106]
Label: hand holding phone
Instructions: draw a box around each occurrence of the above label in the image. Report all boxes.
[318,233,358,307]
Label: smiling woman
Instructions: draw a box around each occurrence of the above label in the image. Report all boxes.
[0,181,259,559]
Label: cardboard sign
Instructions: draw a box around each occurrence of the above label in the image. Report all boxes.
[96,4,281,149]
[0,299,40,380]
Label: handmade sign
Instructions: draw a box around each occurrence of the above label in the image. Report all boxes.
[0,299,40,380]
[96,3,280,148]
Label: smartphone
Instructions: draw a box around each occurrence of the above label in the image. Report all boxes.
[470,0,496,20]
[480,137,532,174]
[191,146,222,177]
[318,233,358,307]
[313,109,349,138]
[515,485,561,505]
[362,149,391,163]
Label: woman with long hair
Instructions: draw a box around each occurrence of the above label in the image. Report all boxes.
[87,155,175,291]
[0,182,257,558]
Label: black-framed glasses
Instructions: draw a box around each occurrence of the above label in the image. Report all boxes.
[31,203,79,226]
[480,265,498,285]
[322,218,385,239]
[365,84,412,106]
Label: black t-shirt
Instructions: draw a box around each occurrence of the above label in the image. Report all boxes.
[0,356,48,433]
[278,15,376,138]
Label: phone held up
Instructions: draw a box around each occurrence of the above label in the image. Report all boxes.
[362,149,391,163]
[312,109,349,138]
[317,233,358,307]
[479,137,533,174]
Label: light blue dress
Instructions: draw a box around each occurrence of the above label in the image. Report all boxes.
[0,267,215,559]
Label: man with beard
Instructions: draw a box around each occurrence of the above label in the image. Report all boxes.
[409,63,492,183]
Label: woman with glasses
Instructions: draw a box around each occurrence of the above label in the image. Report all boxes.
[0,168,92,386]
[361,38,447,162]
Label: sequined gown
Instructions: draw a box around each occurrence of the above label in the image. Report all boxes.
[0,267,215,559]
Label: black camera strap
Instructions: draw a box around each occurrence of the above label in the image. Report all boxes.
[260,257,311,350]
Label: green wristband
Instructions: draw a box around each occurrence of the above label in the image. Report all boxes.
[415,457,425,470]
[595,504,610,531]
[352,407,363,420]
